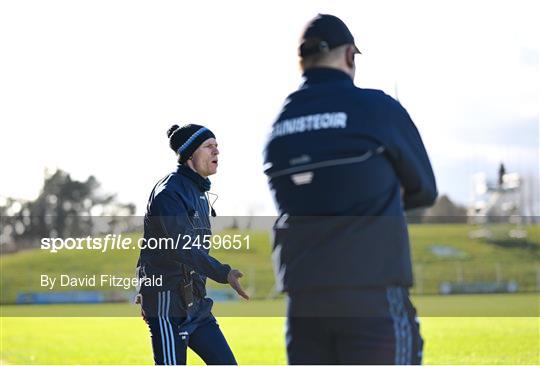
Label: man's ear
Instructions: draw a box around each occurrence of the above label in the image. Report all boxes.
[345,45,355,68]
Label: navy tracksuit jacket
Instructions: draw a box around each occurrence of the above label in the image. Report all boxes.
[136,165,236,365]
[264,67,437,292]
[263,68,437,364]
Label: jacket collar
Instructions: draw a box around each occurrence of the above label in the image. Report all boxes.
[176,164,211,192]
[301,67,353,86]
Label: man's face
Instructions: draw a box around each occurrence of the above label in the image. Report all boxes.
[189,138,219,178]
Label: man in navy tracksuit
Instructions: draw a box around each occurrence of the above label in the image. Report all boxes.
[263,15,437,365]
[137,124,249,365]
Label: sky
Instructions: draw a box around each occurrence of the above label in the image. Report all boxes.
[1,0,538,215]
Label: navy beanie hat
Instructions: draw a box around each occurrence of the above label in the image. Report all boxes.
[167,124,215,163]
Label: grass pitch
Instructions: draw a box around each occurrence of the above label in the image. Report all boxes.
[1,295,539,365]
[1,316,538,364]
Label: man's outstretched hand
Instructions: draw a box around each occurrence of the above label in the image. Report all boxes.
[227,269,250,300]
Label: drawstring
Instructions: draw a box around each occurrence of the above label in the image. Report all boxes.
[206,192,218,217]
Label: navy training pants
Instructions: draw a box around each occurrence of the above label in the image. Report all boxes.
[286,286,423,365]
[142,290,237,365]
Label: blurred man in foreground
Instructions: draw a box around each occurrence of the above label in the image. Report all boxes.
[264,14,437,365]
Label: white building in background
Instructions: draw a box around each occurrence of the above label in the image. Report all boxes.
[469,163,539,239]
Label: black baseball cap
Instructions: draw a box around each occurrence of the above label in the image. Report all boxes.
[299,14,361,57]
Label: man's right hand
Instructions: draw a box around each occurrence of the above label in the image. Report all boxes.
[227,269,250,300]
